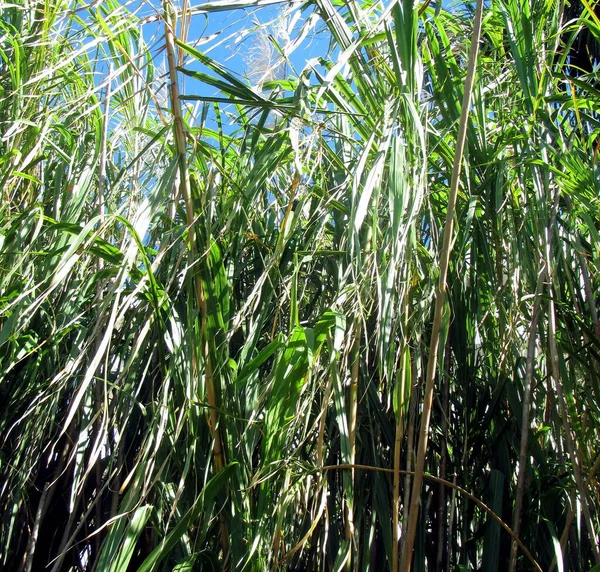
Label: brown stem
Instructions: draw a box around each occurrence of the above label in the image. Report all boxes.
[401,0,484,567]
[392,406,404,572]
[163,0,228,556]
[94,65,112,561]
[392,354,407,572]
[393,299,412,572]
[318,464,543,572]
[21,483,50,572]
[508,268,545,572]
[399,373,418,568]
[547,281,600,563]
[22,439,71,572]
[436,349,450,571]
[548,454,600,572]
[345,322,361,567]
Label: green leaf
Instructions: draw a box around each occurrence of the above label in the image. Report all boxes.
[136,463,237,572]
[263,326,309,463]
[96,505,152,572]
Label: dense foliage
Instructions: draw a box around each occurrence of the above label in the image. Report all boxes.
[1,0,599,570]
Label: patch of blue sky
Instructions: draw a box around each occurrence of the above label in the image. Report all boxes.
[131,1,331,127]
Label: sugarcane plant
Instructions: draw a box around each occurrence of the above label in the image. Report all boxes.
[0,0,599,570]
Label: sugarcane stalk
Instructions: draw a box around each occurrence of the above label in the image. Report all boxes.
[508,269,545,571]
[163,0,228,555]
[345,322,361,567]
[400,0,484,567]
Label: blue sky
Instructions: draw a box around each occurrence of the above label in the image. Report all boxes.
[132,0,330,102]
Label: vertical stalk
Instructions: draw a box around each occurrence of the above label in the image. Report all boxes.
[97,71,111,219]
[576,238,600,389]
[392,359,406,572]
[24,440,70,572]
[164,0,224,467]
[317,342,336,469]
[547,279,600,563]
[401,0,484,568]
[508,268,545,572]
[399,373,418,568]
[547,455,600,572]
[545,198,600,565]
[392,393,404,572]
[548,499,575,572]
[163,0,228,554]
[94,64,112,562]
[393,300,411,572]
[436,349,450,571]
[22,484,50,572]
[346,322,361,565]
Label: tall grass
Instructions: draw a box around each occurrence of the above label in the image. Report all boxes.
[1,0,599,570]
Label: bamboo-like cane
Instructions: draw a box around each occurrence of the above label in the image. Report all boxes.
[543,201,600,566]
[323,464,542,572]
[508,268,544,571]
[392,299,411,572]
[392,373,405,572]
[345,323,361,569]
[400,0,485,568]
[163,0,228,556]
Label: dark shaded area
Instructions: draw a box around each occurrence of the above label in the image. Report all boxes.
[562,0,600,76]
